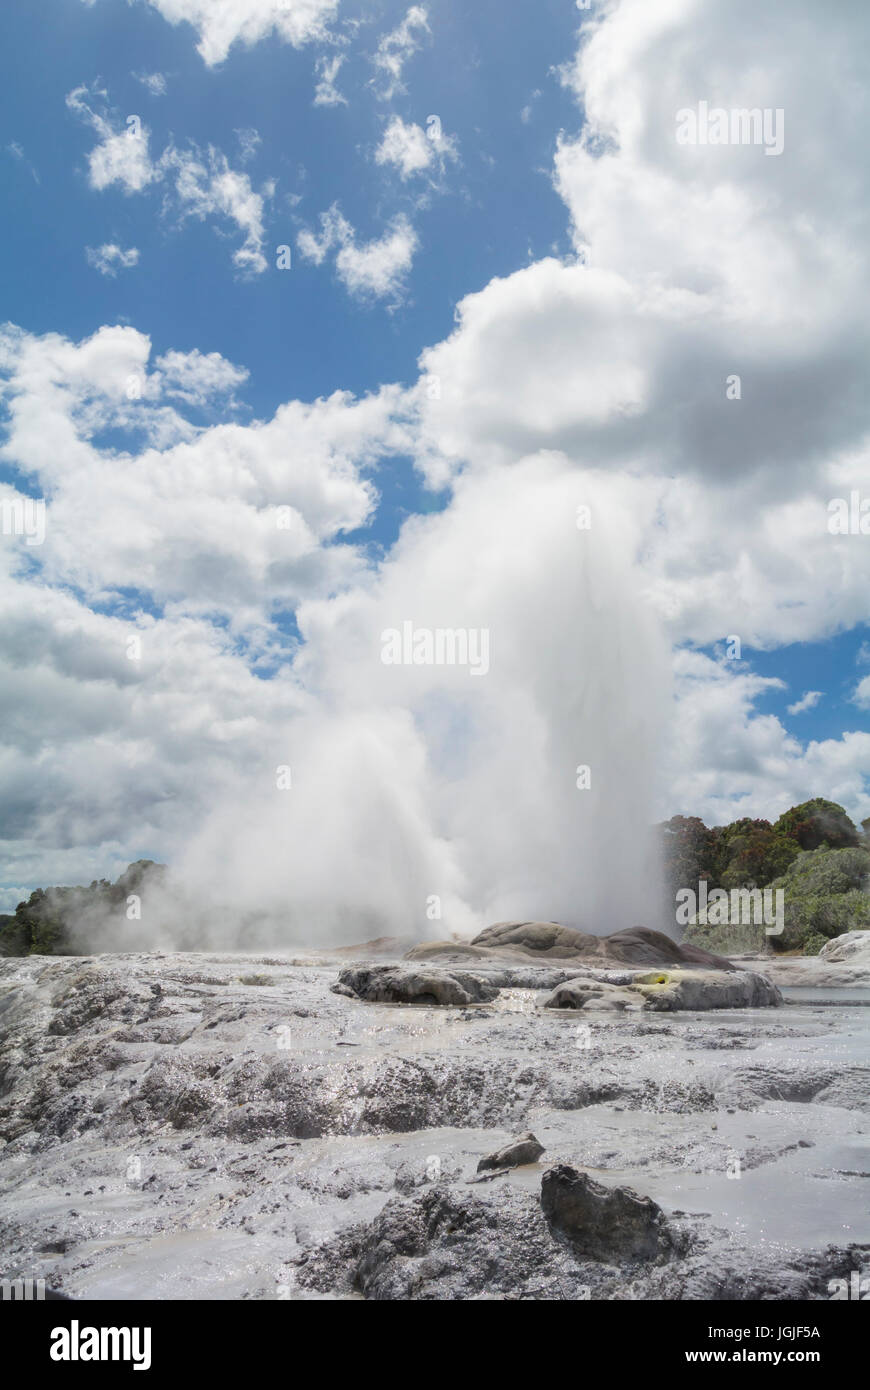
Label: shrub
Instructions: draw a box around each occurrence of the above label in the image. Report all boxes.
[802,932,829,957]
[767,846,870,951]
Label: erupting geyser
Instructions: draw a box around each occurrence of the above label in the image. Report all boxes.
[173,456,671,949]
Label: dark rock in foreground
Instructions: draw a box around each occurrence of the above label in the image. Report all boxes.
[477,1131,545,1173]
[295,1175,864,1301]
[332,964,499,1006]
[541,1164,674,1263]
[346,1185,590,1301]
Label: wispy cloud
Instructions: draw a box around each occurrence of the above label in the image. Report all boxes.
[165,145,274,274]
[234,127,262,162]
[371,5,429,100]
[787,690,823,716]
[85,243,141,276]
[313,53,347,108]
[6,139,40,183]
[133,70,168,96]
[67,86,274,274]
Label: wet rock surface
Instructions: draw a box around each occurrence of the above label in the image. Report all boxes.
[0,949,867,1300]
[633,969,782,1012]
[543,978,641,1011]
[542,968,780,1013]
[334,957,780,1015]
[541,1163,674,1262]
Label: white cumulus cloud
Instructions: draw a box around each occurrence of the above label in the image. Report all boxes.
[9,0,870,928]
[298,204,418,303]
[375,114,457,181]
[121,0,338,67]
[66,85,157,193]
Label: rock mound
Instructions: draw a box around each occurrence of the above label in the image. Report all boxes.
[331,936,417,958]
[403,940,494,965]
[542,968,780,1012]
[541,1164,674,1262]
[451,922,736,969]
[604,927,734,970]
[331,964,499,1006]
[542,978,641,1012]
[471,921,599,957]
[819,930,870,964]
[332,1185,593,1301]
[633,968,781,1011]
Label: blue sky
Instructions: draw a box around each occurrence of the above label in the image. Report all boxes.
[0,0,868,920]
[738,633,870,748]
[0,0,585,582]
[0,0,578,413]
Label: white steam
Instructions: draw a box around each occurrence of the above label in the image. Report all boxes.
[164,453,671,948]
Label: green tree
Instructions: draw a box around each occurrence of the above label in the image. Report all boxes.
[773,798,859,851]
[0,861,166,957]
[715,820,800,889]
[660,815,717,897]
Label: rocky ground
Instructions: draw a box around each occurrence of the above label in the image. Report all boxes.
[0,930,868,1300]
